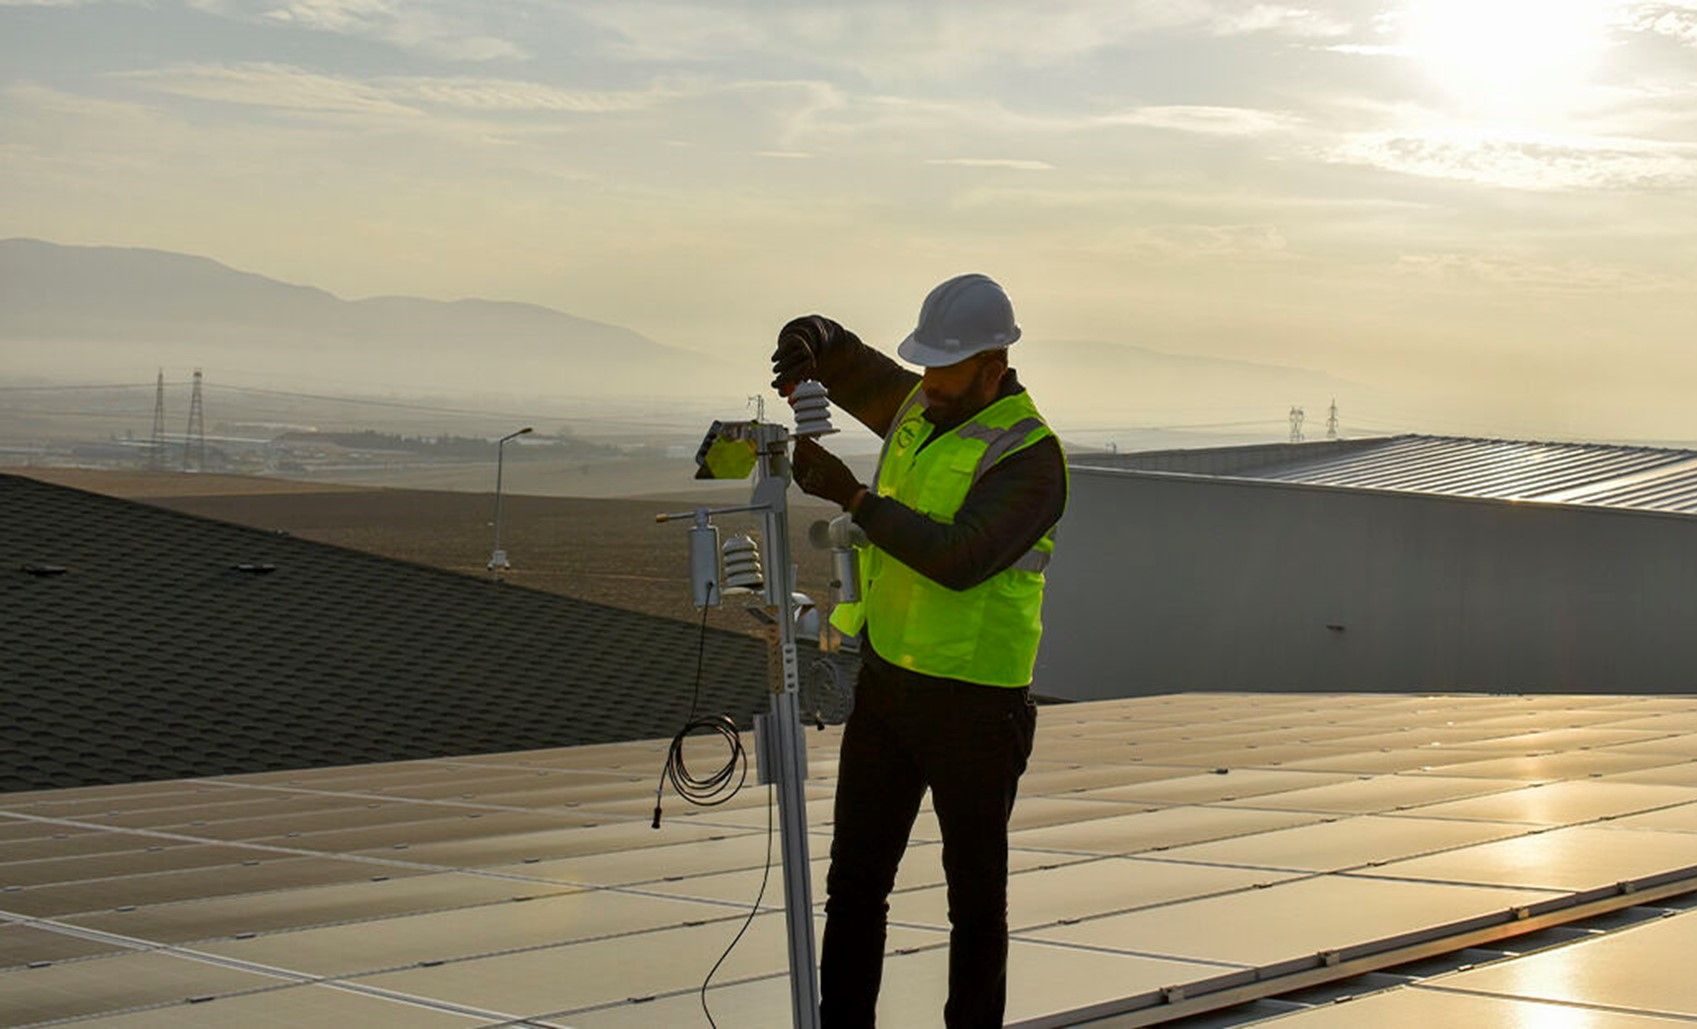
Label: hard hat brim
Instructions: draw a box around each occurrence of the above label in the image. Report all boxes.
[897,327,1020,368]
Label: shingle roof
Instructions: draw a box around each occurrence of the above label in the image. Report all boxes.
[0,474,770,793]
[1080,435,1697,515]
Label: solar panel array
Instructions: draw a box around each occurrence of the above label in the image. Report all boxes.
[4,691,1697,1027]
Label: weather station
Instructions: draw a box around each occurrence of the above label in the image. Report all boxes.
[650,379,849,1028]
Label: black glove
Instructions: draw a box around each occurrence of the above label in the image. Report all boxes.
[771,315,837,395]
[792,437,866,510]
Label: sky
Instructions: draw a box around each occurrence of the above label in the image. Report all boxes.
[3,0,1695,438]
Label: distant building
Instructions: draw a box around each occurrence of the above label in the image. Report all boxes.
[1039,436,1697,699]
[1,473,770,792]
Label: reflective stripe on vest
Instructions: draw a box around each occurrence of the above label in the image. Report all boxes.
[828,383,1064,687]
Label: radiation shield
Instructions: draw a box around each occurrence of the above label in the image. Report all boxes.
[693,420,759,480]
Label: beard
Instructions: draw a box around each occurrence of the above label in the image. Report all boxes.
[921,390,966,426]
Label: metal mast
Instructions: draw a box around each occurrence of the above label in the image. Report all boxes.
[183,369,205,471]
[1326,398,1339,440]
[751,422,822,1029]
[1289,405,1306,444]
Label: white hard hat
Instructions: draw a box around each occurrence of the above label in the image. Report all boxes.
[897,273,1021,368]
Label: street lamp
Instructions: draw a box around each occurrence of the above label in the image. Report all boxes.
[487,426,532,573]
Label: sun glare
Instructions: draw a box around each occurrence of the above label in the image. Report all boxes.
[1400,0,1616,120]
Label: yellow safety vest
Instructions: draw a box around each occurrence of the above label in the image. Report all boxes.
[830,384,1064,687]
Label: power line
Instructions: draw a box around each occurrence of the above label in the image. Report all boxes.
[0,382,166,392]
[150,370,166,471]
[205,383,714,433]
[183,369,206,472]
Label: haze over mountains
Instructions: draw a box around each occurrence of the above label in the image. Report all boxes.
[2,238,1351,441]
[0,238,744,400]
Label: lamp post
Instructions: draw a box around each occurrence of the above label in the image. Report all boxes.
[487,426,532,574]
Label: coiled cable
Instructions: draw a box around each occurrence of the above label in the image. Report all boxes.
[652,582,749,828]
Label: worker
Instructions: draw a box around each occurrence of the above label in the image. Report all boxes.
[771,273,1067,1027]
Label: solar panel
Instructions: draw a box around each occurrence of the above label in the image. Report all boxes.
[0,922,124,967]
[1421,909,1697,1018]
[67,985,489,1027]
[1212,774,1527,814]
[1007,805,1326,855]
[1389,780,1696,825]
[2,951,279,1025]
[1262,986,1687,1027]
[1155,815,1530,872]
[1360,825,1697,892]
[196,890,743,978]
[1021,874,1559,966]
[1411,750,1690,780]
[1066,768,1355,806]
[64,872,570,944]
[894,857,1299,933]
[1600,762,1697,787]
[1609,801,1697,832]
[353,915,950,1019]
[1,857,415,918]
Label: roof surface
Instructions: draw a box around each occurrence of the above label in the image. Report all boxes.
[4,691,1697,1026]
[0,473,770,793]
[1083,435,1697,515]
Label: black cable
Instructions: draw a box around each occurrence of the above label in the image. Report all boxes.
[700,782,775,1029]
[652,583,748,828]
[648,580,787,1025]
[647,579,778,1025]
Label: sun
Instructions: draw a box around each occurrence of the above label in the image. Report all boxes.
[1398,0,1616,119]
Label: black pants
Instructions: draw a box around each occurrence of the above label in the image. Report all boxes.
[819,656,1037,1027]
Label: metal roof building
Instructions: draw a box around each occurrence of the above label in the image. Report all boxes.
[1037,435,1697,700]
[1109,435,1697,514]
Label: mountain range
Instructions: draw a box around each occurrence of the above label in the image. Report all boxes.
[0,238,738,397]
[1,238,1351,437]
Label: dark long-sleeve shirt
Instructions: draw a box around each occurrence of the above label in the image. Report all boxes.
[809,321,1067,593]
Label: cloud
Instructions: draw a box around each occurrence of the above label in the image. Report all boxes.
[1323,43,1412,57]
[188,0,526,62]
[117,63,676,117]
[1627,2,1697,45]
[117,63,420,117]
[1098,105,1300,137]
[926,157,1055,171]
[1395,252,1677,292]
[388,77,674,113]
[1114,222,1292,260]
[1086,224,1282,261]
[780,91,1299,151]
[1328,128,1697,191]
[572,0,1357,79]
[1208,4,1351,38]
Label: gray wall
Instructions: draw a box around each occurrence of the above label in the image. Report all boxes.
[1035,467,1697,700]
